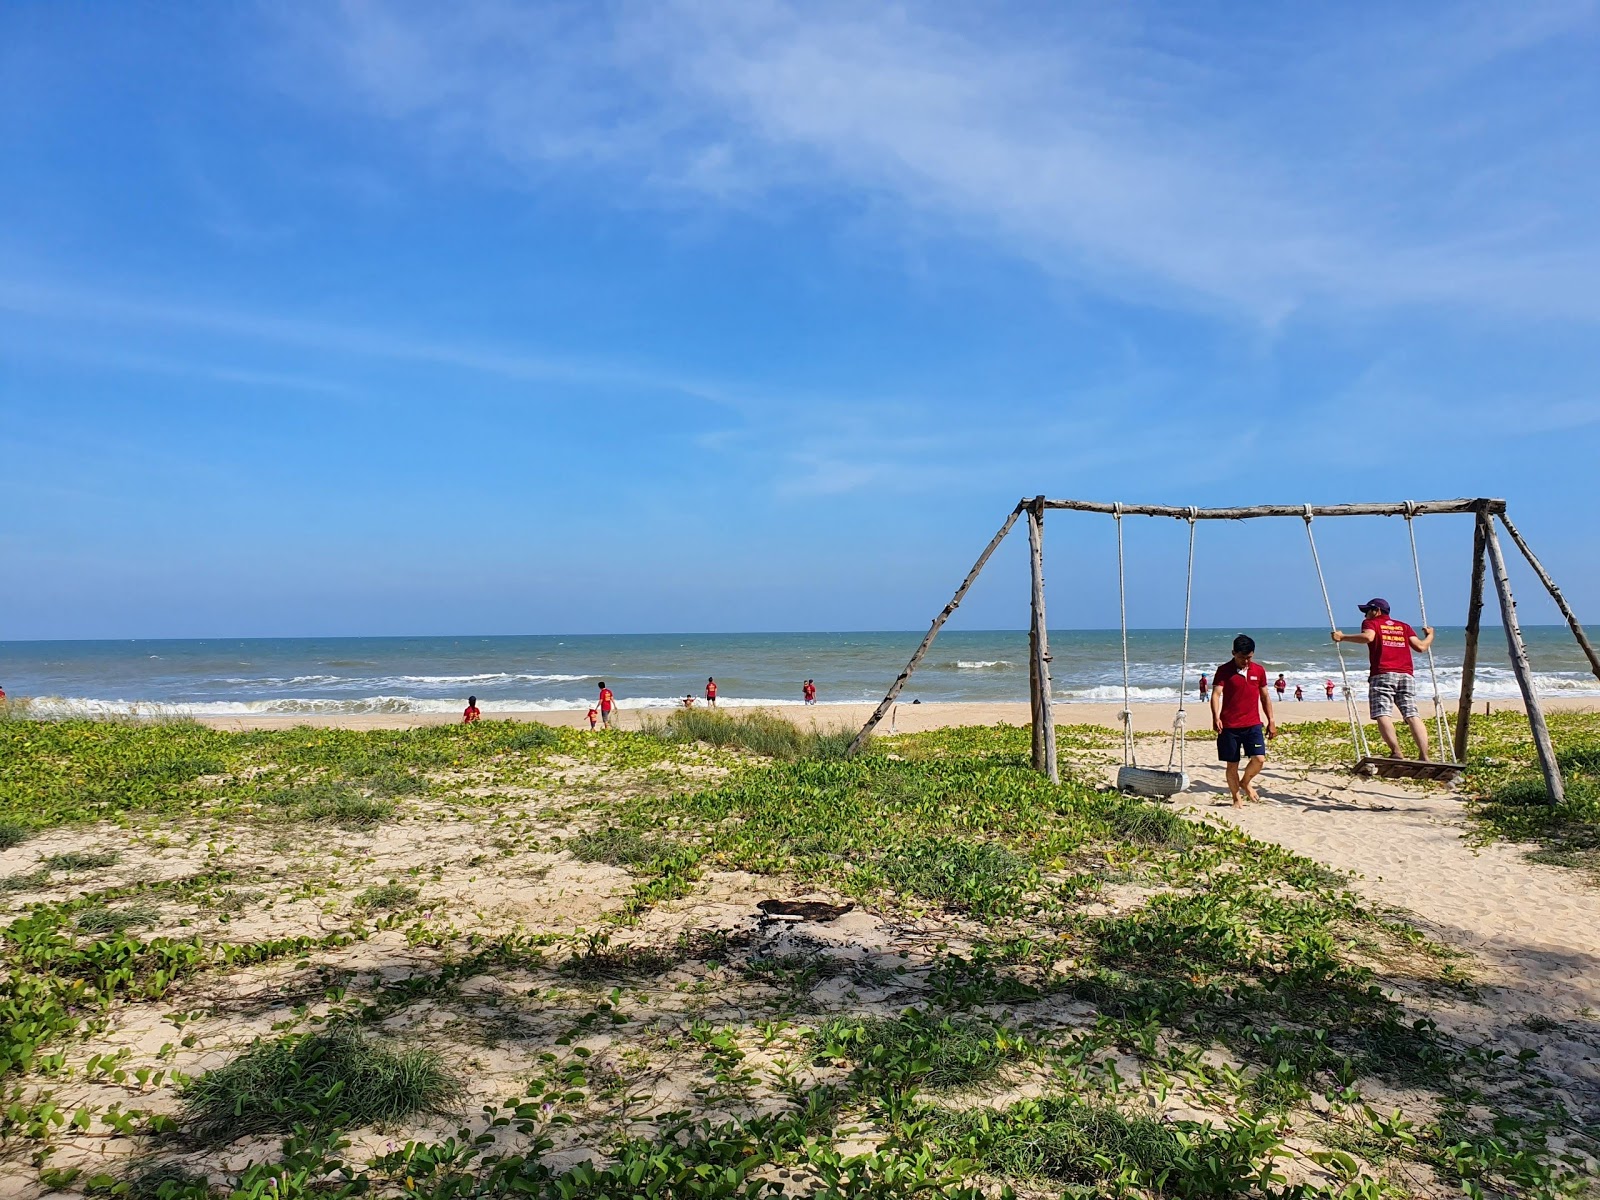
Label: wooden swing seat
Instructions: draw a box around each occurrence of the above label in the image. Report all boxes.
[1354,756,1464,783]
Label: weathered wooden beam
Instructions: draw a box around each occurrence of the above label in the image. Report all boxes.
[846,504,1025,757]
[1498,511,1600,684]
[1027,499,1059,783]
[1035,498,1503,520]
[1483,515,1565,804]
[1455,511,1488,763]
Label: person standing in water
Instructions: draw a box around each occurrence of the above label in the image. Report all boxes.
[1294,684,1304,702]
[1210,634,1276,807]
[803,679,816,705]
[705,677,718,707]
[1274,673,1287,701]
[1198,673,1210,701]
[1325,678,1335,700]
[1332,596,1436,761]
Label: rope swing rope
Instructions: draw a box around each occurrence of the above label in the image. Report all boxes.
[1165,509,1197,776]
[1115,503,1195,788]
[1115,503,1136,768]
[1303,506,1373,762]
[1405,502,1453,759]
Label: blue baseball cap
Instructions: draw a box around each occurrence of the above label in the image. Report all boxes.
[1358,597,1390,614]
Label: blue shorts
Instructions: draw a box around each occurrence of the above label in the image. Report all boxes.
[1217,724,1267,763]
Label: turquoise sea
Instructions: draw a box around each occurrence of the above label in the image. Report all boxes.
[0,628,1594,716]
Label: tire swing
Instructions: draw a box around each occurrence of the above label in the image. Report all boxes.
[1115,505,1196,798]
[1302,503,1465,783]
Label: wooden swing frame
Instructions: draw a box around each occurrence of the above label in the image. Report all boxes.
[846,497,1600,803]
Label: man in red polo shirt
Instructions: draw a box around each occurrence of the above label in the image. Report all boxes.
[1210,634,1277,806]
[1332,597,1436,760]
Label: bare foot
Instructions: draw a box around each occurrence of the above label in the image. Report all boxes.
[1243,783,1261,803]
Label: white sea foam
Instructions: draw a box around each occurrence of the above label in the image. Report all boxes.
[952,660,1015,670]
[18,694,812,718]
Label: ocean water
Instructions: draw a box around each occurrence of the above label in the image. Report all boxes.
[1,628,1595,717]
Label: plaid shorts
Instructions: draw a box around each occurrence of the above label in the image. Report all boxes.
[1368,672,1418,720]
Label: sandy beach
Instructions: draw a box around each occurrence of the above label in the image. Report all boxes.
[193,695,1600,734]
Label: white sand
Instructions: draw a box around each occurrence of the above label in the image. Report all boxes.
[1163,758,1600,1104]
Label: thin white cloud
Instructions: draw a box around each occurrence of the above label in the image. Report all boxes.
[276,0,1600,322]
[0,277,735,404]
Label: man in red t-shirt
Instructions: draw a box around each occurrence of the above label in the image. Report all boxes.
[1210,634,1277,806]
[1332,597,1436,760]
[706,677,718,707]
[597,682,616,728]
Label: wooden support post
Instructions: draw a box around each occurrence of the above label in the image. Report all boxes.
[1483,515,1565,804]
[1028,622,1043,767]
[1027,499,1059,783]
[847,504,1025,756]
[1455,511,1488,763]
[1499,511,1600,684]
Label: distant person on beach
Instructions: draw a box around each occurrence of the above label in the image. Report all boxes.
[1274,673,1287,701]
[1332,596,1436,761]
[462,696,481,724]
[705,677,718,707]
[1295,685,1304,702]
[587,707,599,730]
[683,694,696,708]
[597,682,616,728]
[1210,634,1276,807]
[1198,673,1209,701]
[1325,678,1335,700]
[803,679,816,705]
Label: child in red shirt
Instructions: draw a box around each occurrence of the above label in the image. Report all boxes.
[1209,635,1276,806]
[587,707,599,730]
[462,695,481,724]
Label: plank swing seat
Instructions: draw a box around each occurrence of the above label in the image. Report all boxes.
[1305,503,1466,789]
[1354,756,1464,783]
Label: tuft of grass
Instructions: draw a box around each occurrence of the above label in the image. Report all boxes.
[495,721,561,752]
[0,820,28,850]
[568,825,678,869]
[260,781,396,828]
[938,1094,1191,1187]
[41,849,121,872]
[0,868,53,893]
[1102,794,1194,847]
[643,707,855,761]
[876,836,1037,917]
[355,881,420,912]
[75,902,160,935]
[816,1010,1018,1091]
[181,1024,460,1143]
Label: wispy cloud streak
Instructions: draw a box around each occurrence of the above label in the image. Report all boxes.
[278,0,1600,322]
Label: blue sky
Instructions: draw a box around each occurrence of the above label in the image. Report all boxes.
[3,1,1598,639]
